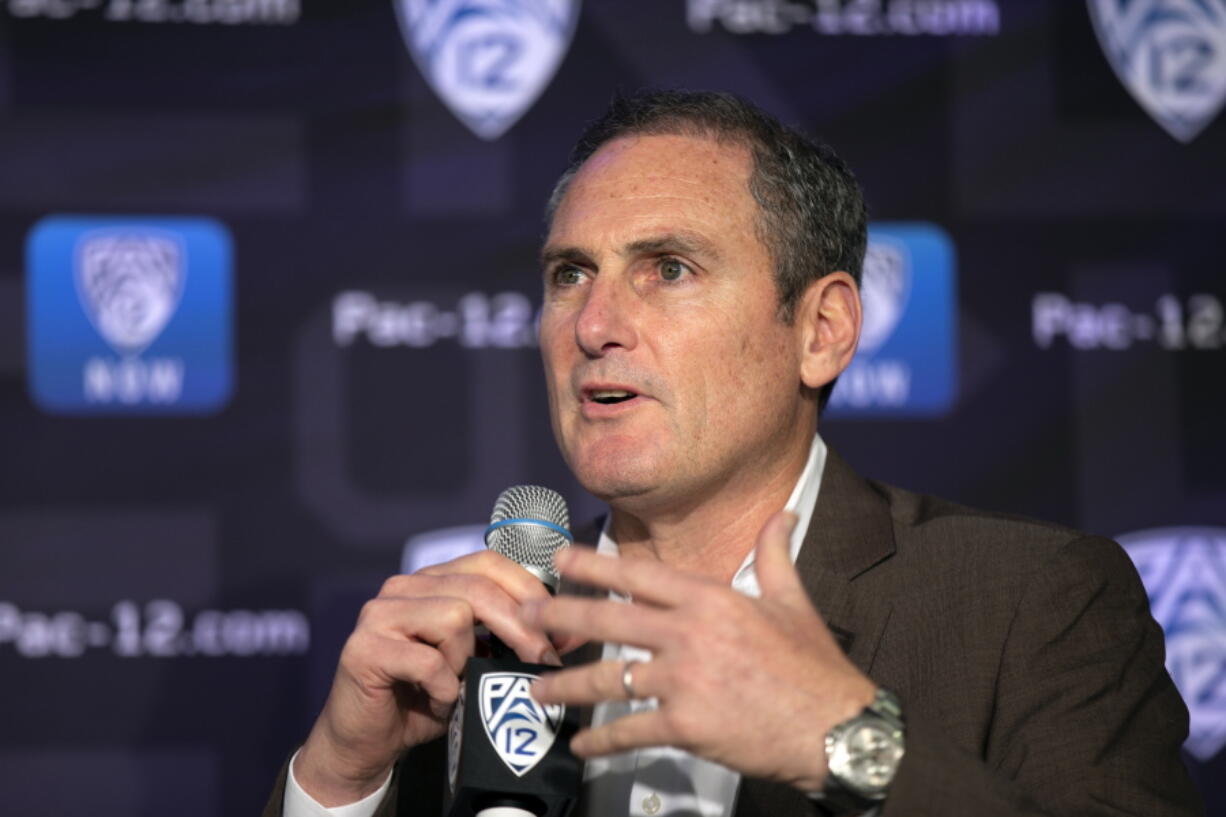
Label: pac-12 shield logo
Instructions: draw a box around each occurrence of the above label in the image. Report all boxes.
[394,0,581,140]
[75,232,186,356]
[826,222,957,418]
[859,239,912,355]
[1118,527,1226,761]
[1087,0,1226,142]
[479,672,565,776]
[26,216,233,414]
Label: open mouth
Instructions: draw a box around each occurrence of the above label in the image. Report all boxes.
[587,389,638,406]
[583,385,642,404]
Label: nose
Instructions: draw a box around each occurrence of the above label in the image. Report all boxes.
[574,274,638,358]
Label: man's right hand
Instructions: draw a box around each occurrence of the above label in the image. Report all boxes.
[292,550,569,807]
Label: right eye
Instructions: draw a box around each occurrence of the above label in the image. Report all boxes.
[551,265,587,286]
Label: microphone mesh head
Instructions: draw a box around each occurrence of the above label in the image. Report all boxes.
[485,485,571,589]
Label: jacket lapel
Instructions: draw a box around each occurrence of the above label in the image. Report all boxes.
[793,447,896,674]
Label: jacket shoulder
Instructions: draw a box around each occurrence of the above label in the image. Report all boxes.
[869,479,1095,563]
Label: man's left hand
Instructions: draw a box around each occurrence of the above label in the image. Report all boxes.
[520,511,878,793]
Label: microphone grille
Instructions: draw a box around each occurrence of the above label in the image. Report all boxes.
[485,485,572,589]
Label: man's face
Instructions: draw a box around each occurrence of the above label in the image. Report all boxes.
[539,133,814,511]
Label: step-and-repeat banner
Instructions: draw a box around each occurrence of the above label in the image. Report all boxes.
[0,1,1222,814]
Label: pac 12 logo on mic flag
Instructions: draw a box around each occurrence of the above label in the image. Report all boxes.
[394,0,581,140]
[1087,0,1226,143]
[26,215,234,414]
[826,222,957,418]
[479,672,565,776]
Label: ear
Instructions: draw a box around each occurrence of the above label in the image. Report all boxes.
[795,271,862,391]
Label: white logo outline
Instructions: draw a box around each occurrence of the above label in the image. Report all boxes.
[73,228,186,357]
[394,0,582,140]
[858,236,913,356]
[478,671,565,776]
[1087,0,1226,142]
[1119,526,1226,761]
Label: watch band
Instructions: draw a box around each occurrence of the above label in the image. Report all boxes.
[863,688,904,731]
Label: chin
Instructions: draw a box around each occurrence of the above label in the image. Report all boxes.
[568,450,663,505]
[573,464,655,503]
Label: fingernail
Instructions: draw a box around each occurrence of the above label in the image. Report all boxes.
[540,646,563,667]
[554,547,574,570]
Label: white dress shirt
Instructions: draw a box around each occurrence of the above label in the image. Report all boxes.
[286,434,828,817]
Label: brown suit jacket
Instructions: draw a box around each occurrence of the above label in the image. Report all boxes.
[264,448,1203,816]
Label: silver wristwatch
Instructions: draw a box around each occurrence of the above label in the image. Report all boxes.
[819,688,906,814]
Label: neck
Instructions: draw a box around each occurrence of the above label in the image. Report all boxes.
[608,433,814,583]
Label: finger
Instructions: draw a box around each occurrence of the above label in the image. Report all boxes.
[553,547,716,608]
[411,604,476,675]
[532,658,653,705]
[753,511,806,601]
[551,632,591,657]
[417,549,555,605]
[417,551,562,662]
[345,631,461,707]
[570,710,674,758]
[521,596,670,650]
[358,596,476,675]
[379,573,559,664]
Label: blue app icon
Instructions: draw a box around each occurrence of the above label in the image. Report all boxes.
[27,215,234,414]
[826,222,957,418]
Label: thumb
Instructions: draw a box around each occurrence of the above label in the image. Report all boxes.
[754,511,805,600]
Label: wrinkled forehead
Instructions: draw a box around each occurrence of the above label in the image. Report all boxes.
[547,133,759,245]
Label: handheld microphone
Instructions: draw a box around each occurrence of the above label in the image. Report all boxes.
[445,486,581,817]
[485,484,571,594]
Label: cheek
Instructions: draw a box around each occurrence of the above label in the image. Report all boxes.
[715,326,797,415]
[538,317,572,385]
[666,334,745,438]
[538,338,573,435]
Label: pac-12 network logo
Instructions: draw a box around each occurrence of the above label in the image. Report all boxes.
[395,0,581,140]
[826,222,957,418]
[479,672,565,775]
[1118,527,1226,761]
[1087,0,1226,143]
[26,215,233,414]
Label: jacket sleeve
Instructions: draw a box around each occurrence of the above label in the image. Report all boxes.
[883,535,1203,816]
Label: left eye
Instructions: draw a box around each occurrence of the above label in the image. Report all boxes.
[659,258,691,281]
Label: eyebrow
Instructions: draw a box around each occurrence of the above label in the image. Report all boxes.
[540,230,723,269]
[540,245,594,270]
[625,232,722,262]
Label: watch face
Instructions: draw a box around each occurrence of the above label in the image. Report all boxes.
[829,721,904,793]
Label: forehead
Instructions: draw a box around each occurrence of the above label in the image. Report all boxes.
[548,133,759,247]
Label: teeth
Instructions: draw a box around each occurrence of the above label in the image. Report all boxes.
[591,390,633,400]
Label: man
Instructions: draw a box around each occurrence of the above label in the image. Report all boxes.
[266,90,1202,816]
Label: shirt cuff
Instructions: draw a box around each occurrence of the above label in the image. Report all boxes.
[283,748,394,817]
